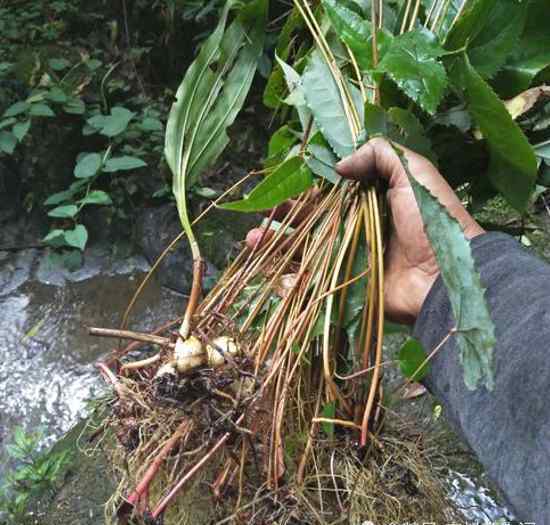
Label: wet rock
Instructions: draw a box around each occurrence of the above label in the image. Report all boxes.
[136,203,260,294]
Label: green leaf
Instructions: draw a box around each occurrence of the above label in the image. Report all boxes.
[165,0,267,240]
[47,87,68,103]
[266,124,297,167]
[103,156,147,172]
[13,120,30,142]
[194,186,219,199]
[398,338,430,381]
[48,204,78,218]
[322,0,370,69]
[263,7,304,108]
[275,55,311,129]
[42,229,66,245]
[44,189,75,206]
[534,140,550,161]
[498,0,550,95]
[0,131,17,154]
[140,117,163,132]
[321,401,336,438]
[387,107,436,162]
[99,107,135,137]
[48,57,70,71]
[29,103,55,117]
[378,28,447,115]
[364,103,388,136]
[74,153,102,179]
[465,0,528,79]
[221,156,313,212]
[0,117,16,130]
[63,225,88,251]
[305,132,340,184]
[454,56,537,210]
[444,0,498,51]
[3,101,29,118]
[79,190,112,206]
[402,153,495,390]
[63,97,86,115]
[302,50,361,158]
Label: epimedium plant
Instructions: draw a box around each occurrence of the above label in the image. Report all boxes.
[167,0,550,391]
[89,2,550,520]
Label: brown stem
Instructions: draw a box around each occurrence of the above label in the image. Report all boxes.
[179,257,204,339]
[151,415,243,519]
[89,327,173,347]
[124,419,192,511]
[96,362,127,399]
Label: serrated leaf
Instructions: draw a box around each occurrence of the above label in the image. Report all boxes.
[302,50,361,158]
[79,190,112,206]
[48,204,78,218]
[322,0,370,68]
[3,101,29,118]
[364,103,388,136]
[63,225,88,251]
[29,103,55,117]
[452,0,528,79]
[103,156,147,172]
[275,55,312,131]
[13,120,30,142]
[305,142,340,184]
[387,107,436,162]
[398,338,430,381]
[444,0,498,51]
[0,131,17,154]
[454,56,537,211]
[401,153,495,390]
[74,153,102,178]
[378,28,447,115]
[221,156,313,212]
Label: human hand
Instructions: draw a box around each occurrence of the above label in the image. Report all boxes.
[335,138,485,324]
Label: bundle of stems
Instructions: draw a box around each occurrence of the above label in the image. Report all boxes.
[93,1,395,522]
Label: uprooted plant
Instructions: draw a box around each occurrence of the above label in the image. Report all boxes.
[89,0,550,522]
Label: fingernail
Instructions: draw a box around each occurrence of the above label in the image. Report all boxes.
[335,157,350,174]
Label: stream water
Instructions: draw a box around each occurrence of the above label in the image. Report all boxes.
[0,240,181,483]
[0,220,516,523]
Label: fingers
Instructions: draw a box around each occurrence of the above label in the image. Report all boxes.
[336,137,400,183]
[245,228,274,250]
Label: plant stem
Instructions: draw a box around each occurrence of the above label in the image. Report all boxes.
[88,327,173,347]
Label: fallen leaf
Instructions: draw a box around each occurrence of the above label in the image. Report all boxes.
[401,382,428,400]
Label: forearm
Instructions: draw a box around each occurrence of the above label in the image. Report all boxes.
[413,232,550,523]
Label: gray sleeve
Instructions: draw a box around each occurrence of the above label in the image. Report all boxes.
[414,232,550,524]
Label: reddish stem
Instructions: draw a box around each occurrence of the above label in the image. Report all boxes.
[151,415,244,519]
[125,419,191,510]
